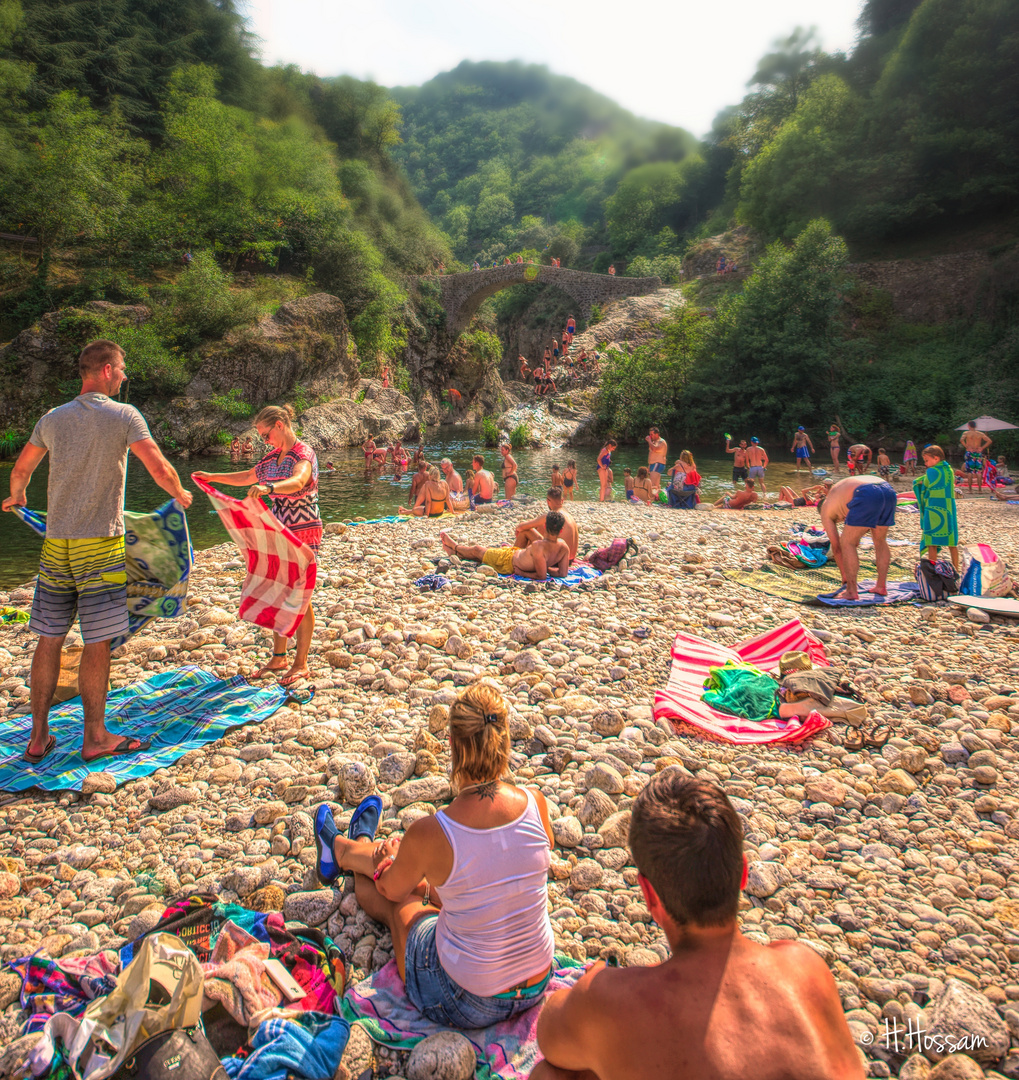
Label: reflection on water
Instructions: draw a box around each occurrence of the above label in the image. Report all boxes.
[0,427,833,588]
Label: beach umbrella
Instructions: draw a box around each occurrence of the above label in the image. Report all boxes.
[956,415,1018,431]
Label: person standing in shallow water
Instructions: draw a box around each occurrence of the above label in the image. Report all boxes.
[597,441,617,501]
[193,403,321,687]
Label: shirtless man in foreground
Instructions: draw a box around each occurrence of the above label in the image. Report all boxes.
[645,427,667,497]
[515,487,578,559]
[500,443,519,499]
[471,455,497,504]
[817,475,896,600]
[960,420,992,493]
[530,774,863,1080]
[441,512,570,580]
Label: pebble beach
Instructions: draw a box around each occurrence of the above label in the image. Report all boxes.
[1,496,1019,1078]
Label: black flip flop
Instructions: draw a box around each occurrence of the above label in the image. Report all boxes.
[844,728,865,752]
[23,734,57,764]
[82,736,151,765]
[864,725,892,749]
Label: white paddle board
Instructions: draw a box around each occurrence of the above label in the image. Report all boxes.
[947,594,1019,616]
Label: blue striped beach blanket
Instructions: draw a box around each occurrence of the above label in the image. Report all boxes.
[0,666,289,792]
[344,515,409,527]
[508,563,602,587]
[14,500,193,649]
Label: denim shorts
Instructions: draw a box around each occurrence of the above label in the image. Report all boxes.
[403,914,546,1029]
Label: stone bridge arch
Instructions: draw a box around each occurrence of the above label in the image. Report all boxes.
[431,265,662,334]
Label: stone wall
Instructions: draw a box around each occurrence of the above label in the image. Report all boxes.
[849,251,994,323]
[435,266,662,332]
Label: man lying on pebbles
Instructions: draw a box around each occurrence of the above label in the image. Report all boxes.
[514,487,579,560]
[441,512,570,580]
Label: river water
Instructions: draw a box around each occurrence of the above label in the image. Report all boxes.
[0,428,832,588]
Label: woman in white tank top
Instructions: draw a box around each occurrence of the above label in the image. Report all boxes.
[313,681,557,1029]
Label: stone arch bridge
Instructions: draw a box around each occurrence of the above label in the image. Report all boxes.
[431,265,662,333]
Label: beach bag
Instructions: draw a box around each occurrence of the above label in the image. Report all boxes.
[958,544,1011,597]
[111,1026,225,1080]
[587,538,630,571]
[915,559,959,602]
[36,933,205,1080]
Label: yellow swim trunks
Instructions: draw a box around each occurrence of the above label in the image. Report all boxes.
[30,536,128,643]
[481,547,516,576]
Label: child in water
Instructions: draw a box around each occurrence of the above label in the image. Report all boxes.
[551,464,563,490]
[623,468,636,501]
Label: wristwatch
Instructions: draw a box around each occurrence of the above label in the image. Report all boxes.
[265,482,275,494]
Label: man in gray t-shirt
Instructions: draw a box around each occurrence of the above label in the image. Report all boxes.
[3,339,192,766]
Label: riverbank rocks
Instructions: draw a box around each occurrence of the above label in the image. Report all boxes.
[283,890,342,927]
[924,979,1010,1063]
[3,497,1019,1076]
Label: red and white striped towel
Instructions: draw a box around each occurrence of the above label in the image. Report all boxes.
[194,475,316,638]
[653,619,830,744]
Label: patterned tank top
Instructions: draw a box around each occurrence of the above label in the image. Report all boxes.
[254,441,321,538]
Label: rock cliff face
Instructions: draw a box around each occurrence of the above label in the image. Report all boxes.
[185,294,359,409]
[0,293,415,455]
[299,381,419,449]
[403,326,507,427]
[158,293,365,452]
[0,302,150,435]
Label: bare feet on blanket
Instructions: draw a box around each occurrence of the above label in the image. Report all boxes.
[254,656,289,679]
[439,530,457,556]
[869,587,887,596]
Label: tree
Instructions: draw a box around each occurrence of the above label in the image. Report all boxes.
[605,158,706,256]
[148,65,262,259]
[596,308,706,439]
[738,75,862,239]
[686,219,850,436]
[8,90,143,257]
[858,0,1019,231]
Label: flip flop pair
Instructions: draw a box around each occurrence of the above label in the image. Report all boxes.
[315,796,384,887]
[844,725,891,752]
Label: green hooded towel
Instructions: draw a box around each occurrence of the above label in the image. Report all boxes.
[913,459,958,548]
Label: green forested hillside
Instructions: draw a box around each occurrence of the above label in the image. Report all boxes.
[727,0,1019,243]
[391,61,705,268]
[2,0,1018,454]
[0,0,450,369]
[390,1,1018,268]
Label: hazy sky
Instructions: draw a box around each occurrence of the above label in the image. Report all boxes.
[240,0,864,136]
